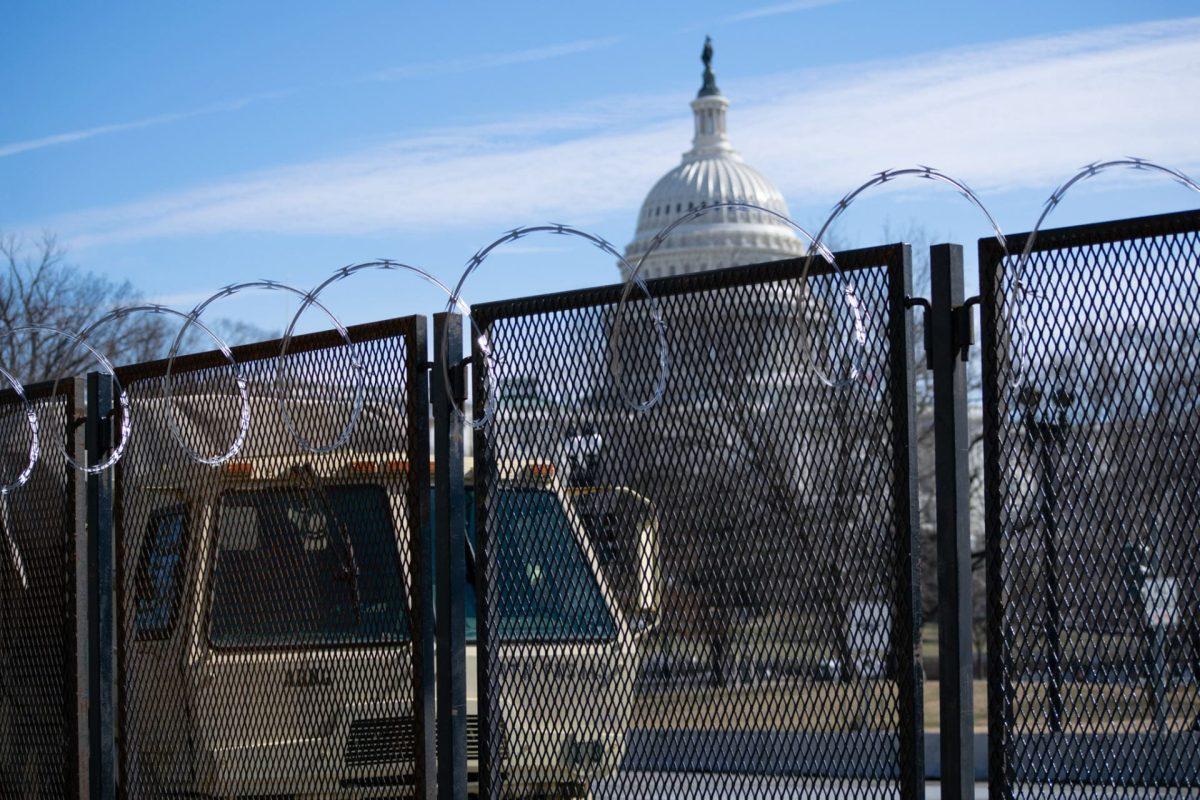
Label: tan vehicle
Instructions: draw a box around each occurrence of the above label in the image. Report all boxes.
[123,449,659,798]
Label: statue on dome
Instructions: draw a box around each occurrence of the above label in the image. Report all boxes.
[699,36,719,97]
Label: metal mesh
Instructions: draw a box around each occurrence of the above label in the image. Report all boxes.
[981,209,1200,793]
[112,317,429,798]
[0,380,82,799]
[471,247,922,799]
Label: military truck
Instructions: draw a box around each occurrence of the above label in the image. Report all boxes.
[122,445,659,798]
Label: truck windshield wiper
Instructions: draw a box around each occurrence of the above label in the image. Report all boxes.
[289,464,361,623]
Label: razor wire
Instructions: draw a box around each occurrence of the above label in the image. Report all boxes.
[1007,158,1200,390]
[0,325,128,476]
[804,166,1006,385]
[79,304,250,467]
[168,279,362,455]
[446,224,671,424]
[0,362,39,496]
[1,157,1192,482]
[0,361,38,590]
[614,200,861,388]
[280,260,501,428]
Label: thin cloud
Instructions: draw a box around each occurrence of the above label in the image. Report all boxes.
[0,35,622,160]
[367,35,623,82]
[722,0,847,24]
[0,90,292,159]
[40,16,1200,250]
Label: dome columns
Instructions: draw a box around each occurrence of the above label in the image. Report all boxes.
[686,95,734,162]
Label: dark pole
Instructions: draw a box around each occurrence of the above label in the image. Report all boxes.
[888,243,924,800]
[70,379,88,800]
[86,372,116,800]
[930,243,975,800]
[471,317,498,800]
[433,313,467,800]
[1021,386,1065,733]
[407,317,436,800]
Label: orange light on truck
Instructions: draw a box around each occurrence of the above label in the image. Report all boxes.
[223,461,253,477]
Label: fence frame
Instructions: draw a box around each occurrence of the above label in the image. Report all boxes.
[928,243,978,800]
[978,207,1200,798]
[0,377,88,797]
[107,314,434,798]
[469,243,925,800]
[433,312,469,800]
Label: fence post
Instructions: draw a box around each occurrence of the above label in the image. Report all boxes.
[408,317,437,800]
[70,379,89,800]
[929,243,976,800]
[470,319,496,800]
[433,313,467,800]
[889,243,925,800]
[85,372,116,800]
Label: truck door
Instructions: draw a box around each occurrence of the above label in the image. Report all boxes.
[186,479,415,796]
[126,500,196,794]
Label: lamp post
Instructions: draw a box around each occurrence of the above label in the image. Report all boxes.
[1020,384,1073,733]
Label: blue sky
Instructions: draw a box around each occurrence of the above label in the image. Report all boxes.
[3,0,1199,333]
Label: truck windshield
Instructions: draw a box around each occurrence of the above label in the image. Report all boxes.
[209,483,408,648]
[448,487,616,643]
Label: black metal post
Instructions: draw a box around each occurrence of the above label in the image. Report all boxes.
[887,243,925,800]
[470,318,498,800]
[930,243,975,800]
[978,236,1012,800]
[433,313,467,800]
[69,380,89,800]
[86,372,115,800]
[408,317,437,800]
[1021,389,1064,733]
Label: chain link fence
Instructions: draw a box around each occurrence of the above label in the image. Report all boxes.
[110,316,432,798]
[981,209,1200,792]
[470,246,924,799]
[5,206,1200,799]
[0,379,85,799]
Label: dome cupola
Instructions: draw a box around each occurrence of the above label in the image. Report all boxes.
[623,38,805,280]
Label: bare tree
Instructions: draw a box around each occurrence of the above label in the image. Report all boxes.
[0,233,275,383]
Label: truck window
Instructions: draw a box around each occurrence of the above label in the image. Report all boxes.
[134,506,188,640]
[208,483,409,649]
[490,487,616,641]
[435,487,616,643]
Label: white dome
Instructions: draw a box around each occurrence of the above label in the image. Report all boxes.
[623,52,804,280]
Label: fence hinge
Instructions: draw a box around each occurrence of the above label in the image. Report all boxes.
[953,296,981,361]
[425,358,470,408]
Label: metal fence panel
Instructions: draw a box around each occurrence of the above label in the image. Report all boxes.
[111,316,432,798]
[0,378,85,799]
[471,246,923,799]
[980,209,1200,795]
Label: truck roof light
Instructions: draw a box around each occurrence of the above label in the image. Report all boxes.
[223,461,253,477]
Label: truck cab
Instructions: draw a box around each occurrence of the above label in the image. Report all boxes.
[123,450,658,798]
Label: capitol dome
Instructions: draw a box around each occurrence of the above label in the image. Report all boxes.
[623,39,805,280]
